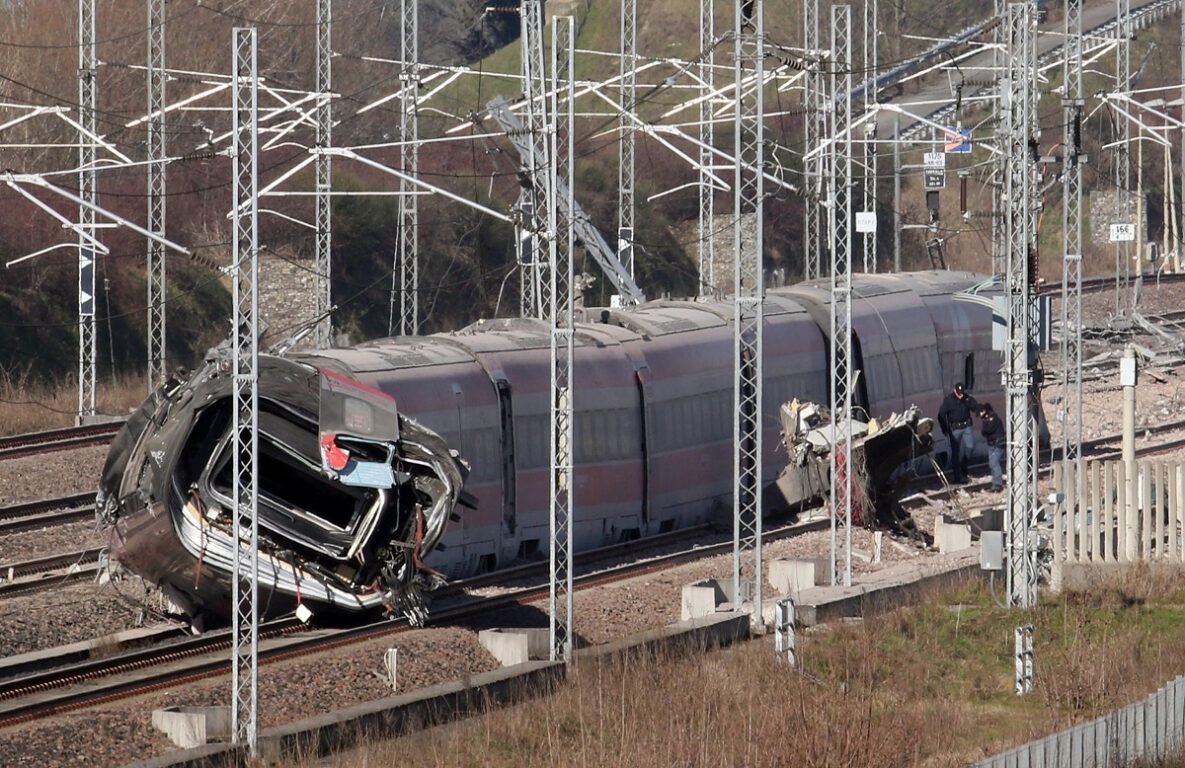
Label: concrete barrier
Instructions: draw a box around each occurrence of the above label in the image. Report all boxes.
[935,517,972,554]
[680,578,727,620]
[767,559,817,594]
[151,706,231,749]
[477,628,550,667]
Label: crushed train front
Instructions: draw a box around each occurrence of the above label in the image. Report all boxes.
[96,353,468,630]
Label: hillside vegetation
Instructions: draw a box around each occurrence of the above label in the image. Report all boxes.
[0,0,1171,397]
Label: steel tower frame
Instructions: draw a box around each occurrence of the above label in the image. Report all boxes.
[732,0,765,621]
[229,26,261,751]
[548,14,576,663]
[1002,3,1039,609]
[862,0,878,273]
[228,28,261,749]
[397,0,420,335]
[1061,0,1085,531]
[802,0,823,280]
[698,0,715,296]
[314,0,333,347]
[1115,0,1132,313]
[519,0,548,319]
[829,4,855,587]
[78,0,97,419]
[146,0,167,388]
[619,0,637,280]
[991,0,1007,277]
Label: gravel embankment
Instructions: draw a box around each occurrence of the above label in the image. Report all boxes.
[0,521,107,563]
[0,446,107,506]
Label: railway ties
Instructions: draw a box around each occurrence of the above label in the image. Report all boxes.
[0,422,122,462]
[0,548,104,598]
[0,493,95,535]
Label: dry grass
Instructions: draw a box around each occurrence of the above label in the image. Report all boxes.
[0,371,148,435]
[275,572,1185,768]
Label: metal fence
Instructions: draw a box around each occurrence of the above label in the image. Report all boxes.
[1052,459,1185,564]
[971,675,1185,767]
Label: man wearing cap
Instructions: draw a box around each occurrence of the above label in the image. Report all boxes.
[938,382,980,484]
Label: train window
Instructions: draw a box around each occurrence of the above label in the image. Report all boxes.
[964,353,975,392]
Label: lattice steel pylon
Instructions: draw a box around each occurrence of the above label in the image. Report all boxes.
[1060,0,1085,528]
[314,0,333,347]
[732,0,765,623]
[1115,0,1132,314]
[77,0,97,420]
[828,4,855,588]
[619,0,637,280]
[397,0,420,335]
[697,0,714,296]
[991,0,1006,277]
[229,26,261,751]
[518,0,549,319]
[802,0,823,280]
[1002,3,1039,609]
[861,0,878,273]
[548,14,576,663]
[146,0,167,388]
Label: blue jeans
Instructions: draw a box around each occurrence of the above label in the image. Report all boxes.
[948,426,975,481]
[988,444,1005,488]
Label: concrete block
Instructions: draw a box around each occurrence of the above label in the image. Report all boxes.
[767,559,817,595]
[477,628,549,667]
[681,579,727,621]
[935,518,973,554]
[152,706,231,749]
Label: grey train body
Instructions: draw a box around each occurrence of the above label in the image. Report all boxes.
[300,270,1012,580]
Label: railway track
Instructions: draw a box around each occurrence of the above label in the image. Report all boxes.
[0,514,829,729]
[0,423,122,462]
[0,493,94,535]
[0,549,104,598]
[6,414,1185,728]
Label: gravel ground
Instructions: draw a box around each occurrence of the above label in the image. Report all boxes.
[1,281,1180,765]
[0,521,107,563]
[0,446,106,506]
[0,577,153,657]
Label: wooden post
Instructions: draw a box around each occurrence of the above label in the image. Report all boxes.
[1054,462,1064,564]
[1109,462,1118,564]
[1169,463,1179,561]
[1151,462,1161,557]
[1096,460,1106,563]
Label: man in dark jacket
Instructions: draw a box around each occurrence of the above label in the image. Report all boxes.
[980,402,1005,491]
[938,382,979,483]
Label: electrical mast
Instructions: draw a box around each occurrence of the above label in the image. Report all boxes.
[146,0,167,387]
[619,0,637,280]
[314,0,333,347]
[802,0,823,280]
[829,4,855,587]
[862,0,878,273]
[698,0,715,295]
[732,0,765,622]
[229,26,261,750]
[397,0,420,334]
[77,0,97,419]
[1002,3,1039,609]
[548,14,575,662]
[1060,0,1085,546]
[518,0,548,318]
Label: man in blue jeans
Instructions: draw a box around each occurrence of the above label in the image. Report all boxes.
[938,382,979,484]
[979,402,1006,491]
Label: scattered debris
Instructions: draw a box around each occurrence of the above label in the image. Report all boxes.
[774,399,936,542]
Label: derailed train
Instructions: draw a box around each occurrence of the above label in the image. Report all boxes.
[97,271,1009,629]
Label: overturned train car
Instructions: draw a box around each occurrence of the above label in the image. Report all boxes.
[97,271,1013,628]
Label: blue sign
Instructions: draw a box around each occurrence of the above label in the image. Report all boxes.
[944,127,972,154]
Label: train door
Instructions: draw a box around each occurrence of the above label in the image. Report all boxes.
[494,377,517,537]
[634,364,652,528]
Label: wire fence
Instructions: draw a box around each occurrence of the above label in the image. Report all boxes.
[971,674,1185,767]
